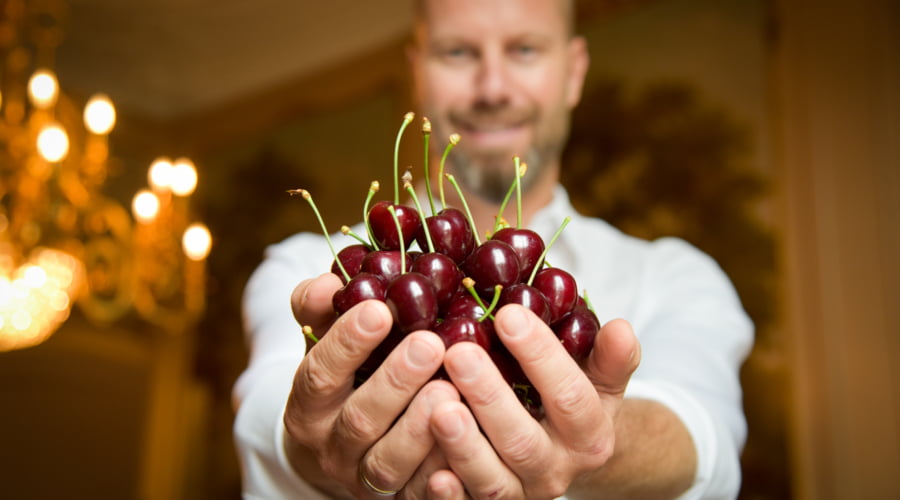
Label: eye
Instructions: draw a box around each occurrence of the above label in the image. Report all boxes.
[437,45,477,64]
[508,41,544,62]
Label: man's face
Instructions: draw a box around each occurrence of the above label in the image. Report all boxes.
[411,0,587,203]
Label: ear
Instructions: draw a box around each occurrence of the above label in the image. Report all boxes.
[565,36,590,109]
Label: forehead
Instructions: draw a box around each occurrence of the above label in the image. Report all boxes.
[415,0,570,42]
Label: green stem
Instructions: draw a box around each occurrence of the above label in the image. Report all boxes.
[387,205,406,273]
[290,189,350,282]
[363,181,380,251]
[394,112,415,204]
[422,118,436,215]
[438,134,460,209]
[527,216,571,286]
[445,173,481,246]
[406,182,435,253]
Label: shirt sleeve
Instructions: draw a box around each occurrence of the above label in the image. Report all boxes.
[626,237,754,500]
[232,233,336,499]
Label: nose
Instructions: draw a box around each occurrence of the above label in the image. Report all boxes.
[473,51,511,108]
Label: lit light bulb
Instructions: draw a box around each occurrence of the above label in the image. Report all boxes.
[182,223,212,261]
[84,94,116,135]
[170,157,198,197]
[148,157,173,191]
[37,123,69,162]
[132,189,160,223]
[28,69,59,109]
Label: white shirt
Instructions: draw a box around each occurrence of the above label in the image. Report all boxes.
[233,186,753,499]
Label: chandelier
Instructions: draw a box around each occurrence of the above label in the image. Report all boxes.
[0,0,211,351]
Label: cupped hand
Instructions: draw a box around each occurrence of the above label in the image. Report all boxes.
[284,273,455,498]
[428,304,640,499]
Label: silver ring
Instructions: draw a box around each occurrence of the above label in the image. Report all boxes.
[359,462,398,497]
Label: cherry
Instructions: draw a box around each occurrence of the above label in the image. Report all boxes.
[411,252,463,311]
[532,267,579,324]
[368,200,421,251]
[332,272,386,315]
[553,305,600,362]
[355,326,405,387]
[491,227,545,282]
[416,208,475,264]
[385,272,438,334]
[434,316,491,350]
[462,239,520,297]
[360,249,408,284]
[498,283,552,324]
[332,244,370,283]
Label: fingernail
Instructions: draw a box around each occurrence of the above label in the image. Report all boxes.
[448,347,483,383]
[499,305,529,338]
[407,337,438,368]
[357,302,385,335]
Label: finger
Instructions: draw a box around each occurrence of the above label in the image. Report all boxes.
[399,447,450,500]
[442,341,553,477]
[427,469,469,500]
[494,305,606,453]
[361,380,459,495]
[583,318,641,402]
[290,300,393,420]
[431,400,523,499]
[336,332,445,464]
[291,272,342,332]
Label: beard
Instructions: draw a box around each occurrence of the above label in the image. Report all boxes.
[429,103,571,205]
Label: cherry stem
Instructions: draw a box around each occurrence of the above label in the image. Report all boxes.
[438,134,460,209]
[364,181,381,251]
[289,189,350,282]
[514,156,524,229]
[445,173,481,246]
[492,184,517,235]
[341,225,370,247]
[394,112,415,205]
[527,216,572,286]
[302,325,319,344]
[387,204,406,273]
[582,290,597,315]
[405,181,435,253]
[462,278,501,322]
[422,118,436,215]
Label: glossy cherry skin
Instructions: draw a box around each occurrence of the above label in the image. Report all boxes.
[332,244,371,283]
[385,272,438,334]
[490,227,545,282]
[553,305,601,362]
[532,267,579,324]
[360,250,408,284]
[332,272,386,315]
[498,283,552,325]
[462,239,521,297]
[410,252,463,311]
[368,200,421,250]
[434,316,491,350]
[416,208,475,263]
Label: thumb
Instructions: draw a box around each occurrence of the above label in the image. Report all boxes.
[584,318,641,401]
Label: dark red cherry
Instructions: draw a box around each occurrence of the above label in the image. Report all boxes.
[487,346,543,420]
[368,200,420,250]
[332,272,386,315]
[385,272,438,334]
[444,291,485,320]
[532,267,578,324]
[462,239,521,297]
[434,316,491,350]
[498,283,552,324]
[490,227,545,282]
[411,252,463,311]
[332,244,371,283]
[360,250,408,284]
[354,326,405,387]
[553,306,600,362]
[416,208,475,263]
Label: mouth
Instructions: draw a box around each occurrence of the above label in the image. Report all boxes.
[451,117,531,150]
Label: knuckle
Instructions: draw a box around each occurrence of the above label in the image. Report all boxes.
[337,401,380,443]
[298,356,340,398]
[366,453,403,492]
[498,430,543,470]
[548,376,589,418]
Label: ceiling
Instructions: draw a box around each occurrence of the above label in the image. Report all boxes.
[54,0,415,120]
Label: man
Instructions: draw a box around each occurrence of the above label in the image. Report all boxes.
[233,0,753,498]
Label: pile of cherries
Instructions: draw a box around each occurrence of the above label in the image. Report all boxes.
[296,113,601,418]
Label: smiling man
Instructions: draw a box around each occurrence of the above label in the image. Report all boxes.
[233,1,753,499]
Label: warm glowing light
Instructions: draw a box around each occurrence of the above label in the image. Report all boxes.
[182,223,212,261]
[28,69,59,108]
[170,158,198,196]
[84,94,116,135]
[148,157,174,191]
[37,123,69,162]
[132,189,160,223]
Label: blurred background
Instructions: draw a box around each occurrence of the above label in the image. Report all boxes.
[0,0,897,499]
